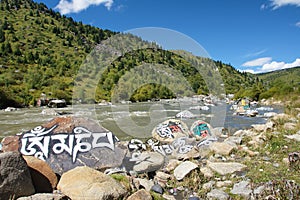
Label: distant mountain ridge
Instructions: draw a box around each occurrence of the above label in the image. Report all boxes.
[0,0,298,108]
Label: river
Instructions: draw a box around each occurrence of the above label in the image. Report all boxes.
[0,101,282,140]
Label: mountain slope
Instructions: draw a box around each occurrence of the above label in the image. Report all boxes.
[0,0,114,107]
[0,0,256,108]
[257,67,300,100]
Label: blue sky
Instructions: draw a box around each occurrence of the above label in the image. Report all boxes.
[35,0,300,74]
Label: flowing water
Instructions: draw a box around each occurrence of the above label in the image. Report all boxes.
[0,101,282,140]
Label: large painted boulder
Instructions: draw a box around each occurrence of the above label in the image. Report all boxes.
[1,116,127,175]
[152,119,190,143]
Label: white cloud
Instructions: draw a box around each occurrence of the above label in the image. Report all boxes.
[55,0,113,15]
[243,58,300,74]
[260,58,300,72]
[269,0,300,9]
[242,57,272,67]
[296,21,300,27]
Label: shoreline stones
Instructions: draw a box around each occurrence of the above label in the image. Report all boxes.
[1,110,298,199]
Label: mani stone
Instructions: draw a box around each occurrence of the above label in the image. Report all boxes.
[0,152,35,200]
[2,116,127,175]
[57,166,127,200]
[152,119,190,143]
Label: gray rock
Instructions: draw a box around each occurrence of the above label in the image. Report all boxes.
[0,152,35,200]
[17,193,69,200]
[151,184,163,194]
[230,181,252,198]
[128,152,165,173]
[174,161,198,180]
[207,161,247,175]
[57,166,127,200]
[207,189,229,200]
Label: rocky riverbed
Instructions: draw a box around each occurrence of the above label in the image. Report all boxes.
[0,110,299,200]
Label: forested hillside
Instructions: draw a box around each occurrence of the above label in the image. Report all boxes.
[257,67,300,100]
[0,0,264,108]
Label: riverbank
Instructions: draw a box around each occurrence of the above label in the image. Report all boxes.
[0,103,299,199]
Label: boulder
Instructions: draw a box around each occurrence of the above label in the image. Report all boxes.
[57,166,127,200]
[207,161,247,175]
[0,152,35,200]
[127,189,152,200]
[2,116,127,175]
[23,156,58,193]
[152,119,190,143]
[173,161,198,180]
